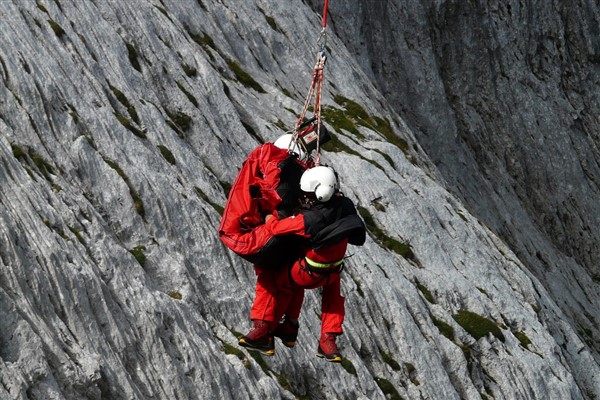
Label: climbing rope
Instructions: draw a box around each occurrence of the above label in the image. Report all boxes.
[292,0,330,166]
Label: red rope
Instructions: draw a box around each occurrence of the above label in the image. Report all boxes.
[293,1,330,165]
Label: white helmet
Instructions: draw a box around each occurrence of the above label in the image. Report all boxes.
[273,134,306,160]
[300,166,338,202]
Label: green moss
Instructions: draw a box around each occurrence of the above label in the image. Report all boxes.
[157,145,176,165]
[333,95,370,120]
[357,206,416,261]
[176,81,199,107]
[48,19,65,37]
[416,280,436,304]
[321,105,361,137]
[380,351,401,371]
[222,342,249,368]
[320,131,361,156]
[431,316,455,341]
[375,377,403,400]
[166,109,192,132]
[273,119,287,130]
[66,103,79,123]
[154,5,171,20]
[126,42,141,72]
[29,152,54,175]
[264,15,279,32]
[404,363,420,385]
[371,116,408,154]
[11,144,27,161]
[226,59,265,93]
[23,148,56,181]
[275,373,291,392]
[241,121,262,143]
[182,63,197,77]
[194,187,224,215]
[514,331,532,348]
[129,245,146,267]
[341,359,357,376]
[115,113,146,138]
[189,31,217,61]
[453,310,505,342]
[104,159,146,219]
[167,291,182,300]
[191,32,216,50]
[110,85,140,124]
[247,350,270,374]
[37,3,48,13]
[68,226,85,245]
[327,95,410,156]
[371,148,395,169]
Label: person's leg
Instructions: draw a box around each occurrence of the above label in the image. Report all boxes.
[240,267,276,355]
[272,263,304,347]
[317,272,344,362]
[249,267,277,323]
[320,272,344,335]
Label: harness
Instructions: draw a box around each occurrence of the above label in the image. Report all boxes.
[304,256,344,273]
[289,0,330,166]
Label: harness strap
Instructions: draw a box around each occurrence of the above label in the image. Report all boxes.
[304,256,343,270]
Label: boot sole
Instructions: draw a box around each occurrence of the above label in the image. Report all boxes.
[316,352,342,363]
[239,338,275,356]
[275,338,296,348]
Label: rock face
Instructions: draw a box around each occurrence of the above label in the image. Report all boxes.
[0,0,598,399]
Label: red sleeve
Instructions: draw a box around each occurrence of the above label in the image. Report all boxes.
[266,214,309,237]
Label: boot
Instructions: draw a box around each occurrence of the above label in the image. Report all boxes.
[273,317,299,348]
[317,333,342,362]
[239,320,275,356]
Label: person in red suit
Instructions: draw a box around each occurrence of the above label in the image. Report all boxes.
[219,125,333,349]
[239,166,366,362]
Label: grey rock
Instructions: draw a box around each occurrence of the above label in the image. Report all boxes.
[0,0,598,399]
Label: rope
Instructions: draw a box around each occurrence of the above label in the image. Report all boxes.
[322,0,329,28]
[293,0,330,166]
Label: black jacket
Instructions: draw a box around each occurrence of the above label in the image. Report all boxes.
[299,195,366,249]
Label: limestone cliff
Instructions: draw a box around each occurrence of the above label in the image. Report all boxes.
[1,1,598,399]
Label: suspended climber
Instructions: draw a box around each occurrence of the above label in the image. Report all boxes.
[218,0,366,362]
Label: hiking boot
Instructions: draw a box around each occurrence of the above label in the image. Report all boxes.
[239,320,275,356]
[316,333,342,362]
[273,318,299,348]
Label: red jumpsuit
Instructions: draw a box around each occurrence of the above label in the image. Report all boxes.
[218,142,310,325]
[218,143,308,259]
[271,238,349,335]
[249,192,365,335]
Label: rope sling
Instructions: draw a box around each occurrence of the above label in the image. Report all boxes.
[291,0,330,166]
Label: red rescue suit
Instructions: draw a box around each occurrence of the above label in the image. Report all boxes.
[250,194,367,334]
[218,143,311,269]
